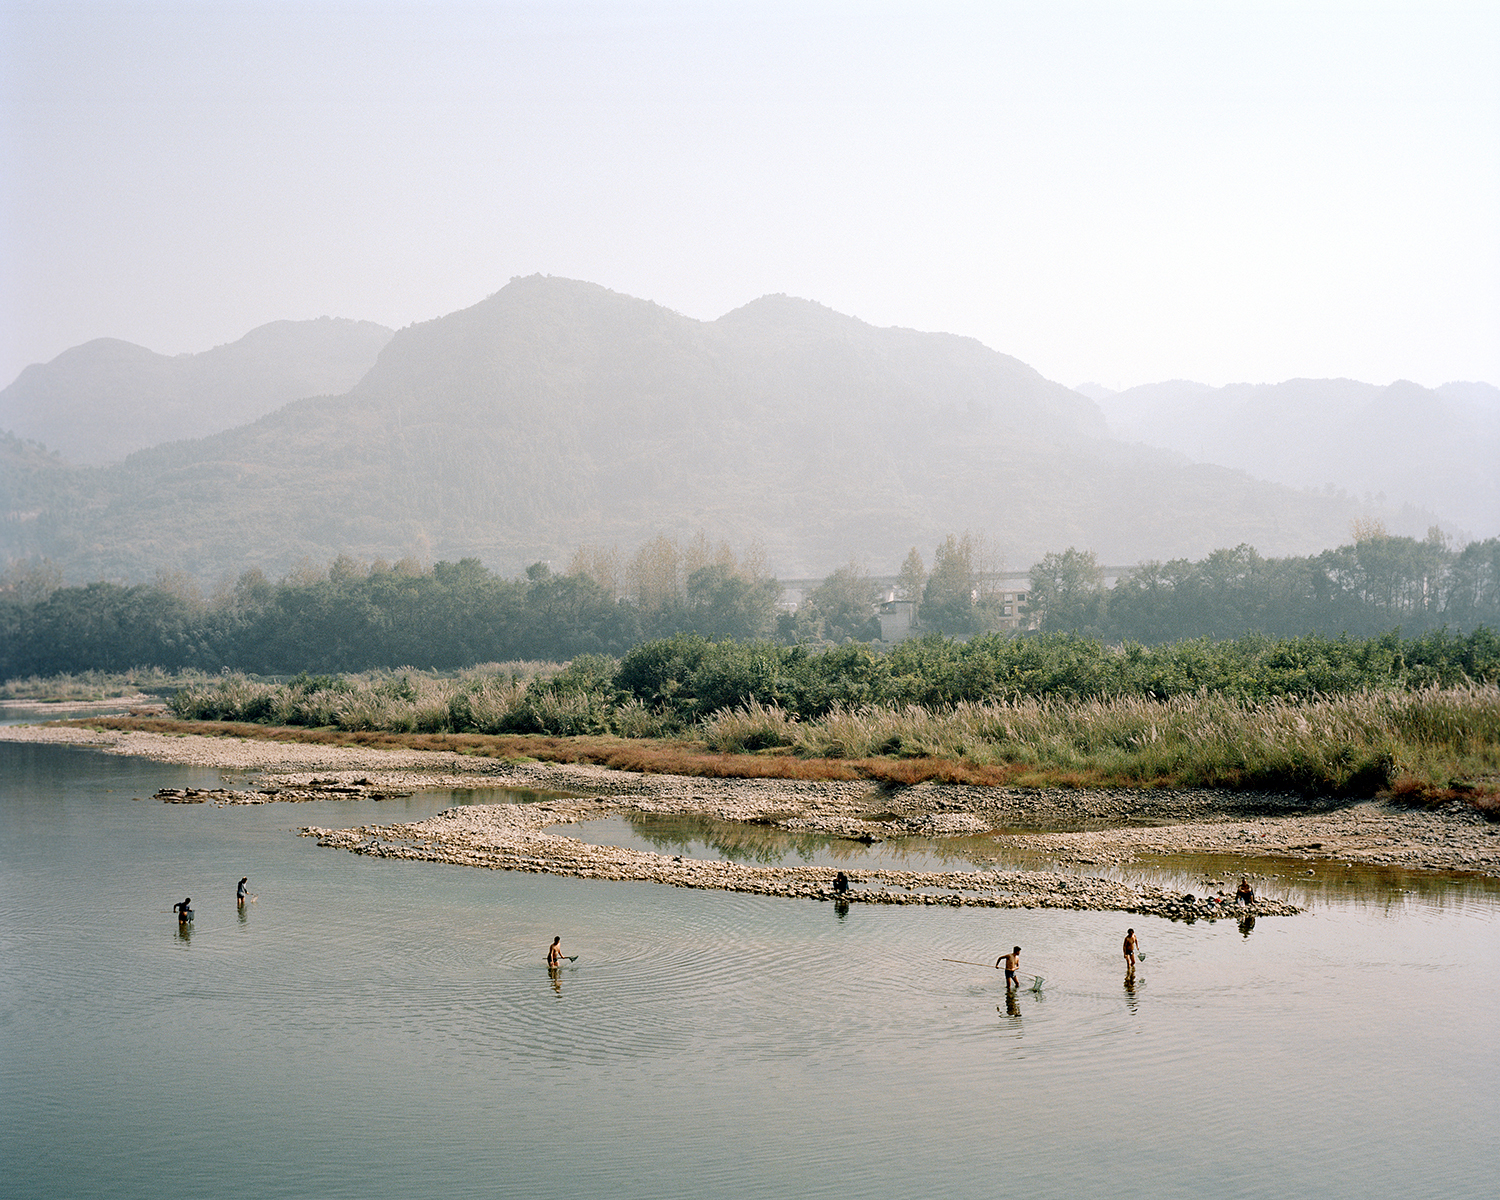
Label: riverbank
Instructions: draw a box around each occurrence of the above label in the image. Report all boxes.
[0,694,164,714]
[4,722,1496,912]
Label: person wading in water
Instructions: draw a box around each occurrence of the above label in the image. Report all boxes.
[995,946,1022,989]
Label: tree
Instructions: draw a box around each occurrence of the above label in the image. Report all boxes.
[1028,548,1107,634]
[1444,538,1500,631]
[896,548,926,614]
[683,564,781,642]
[799,561,881,643]
[520,569,637,660]
[626,535,683,636]
[922,534,979,634]
[0,559,63,606]
[567,544,622,599]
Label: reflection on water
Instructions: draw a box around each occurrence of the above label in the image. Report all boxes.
[1114,850,1500,912]
[553,811,1018,873]
[555,811,1500,914]
[4,741,1499,1200]
[443,785,574,806]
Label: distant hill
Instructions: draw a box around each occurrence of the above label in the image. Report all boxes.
[0,318,394,464]
[1093,378,1499,540]
[0,277,1437,583]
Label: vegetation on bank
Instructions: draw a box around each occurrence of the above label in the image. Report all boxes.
[143,629,1500,807]
[76,683,1500,815]
[164,629,1500,727]
[0,668,207,702]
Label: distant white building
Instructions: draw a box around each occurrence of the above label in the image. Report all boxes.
[877,589,1031,641]
[993,591,1030,630]
[877,597,917,642]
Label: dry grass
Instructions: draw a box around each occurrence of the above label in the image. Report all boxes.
[61,717,845,776]
[1,668,206,701]
[58,690,1500,816]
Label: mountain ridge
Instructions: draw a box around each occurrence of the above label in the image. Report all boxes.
[0,317,395,464]
[1093,376,1499,539]
[0,277,1454,583]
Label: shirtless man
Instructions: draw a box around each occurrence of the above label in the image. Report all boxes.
[1123,928,1138,973]
[547,936,563,967]
[995,946,1022,989]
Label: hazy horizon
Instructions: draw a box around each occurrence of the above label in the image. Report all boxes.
[3,1,1497,393]
[5,288,1498,399]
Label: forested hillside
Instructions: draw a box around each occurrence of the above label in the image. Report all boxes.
[0,277,1414,584]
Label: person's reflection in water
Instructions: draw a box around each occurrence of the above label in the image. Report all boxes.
[834,897,850,921]
[237,899,248,926]
[548,964,562,996]
[174,921,192,943]
[1238,912,1256,938]
[1122,972,1139,1014]
[1001,989,1022,1021]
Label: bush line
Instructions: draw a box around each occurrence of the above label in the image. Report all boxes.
[141,631,1500,807]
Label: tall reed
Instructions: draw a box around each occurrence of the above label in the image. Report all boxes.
[700,684,1500,797]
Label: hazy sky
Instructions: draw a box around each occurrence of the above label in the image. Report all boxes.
[3,0,1497,392]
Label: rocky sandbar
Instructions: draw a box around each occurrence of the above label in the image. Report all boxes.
[7,722,1496,917]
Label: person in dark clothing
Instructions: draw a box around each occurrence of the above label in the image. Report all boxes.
[172,897,193,922]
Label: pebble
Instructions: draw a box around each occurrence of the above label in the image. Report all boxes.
[6,723,1494,913]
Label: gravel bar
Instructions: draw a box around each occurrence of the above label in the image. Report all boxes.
[9,723,1497,915]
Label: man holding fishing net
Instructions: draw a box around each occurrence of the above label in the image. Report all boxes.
[995,946,1022,989]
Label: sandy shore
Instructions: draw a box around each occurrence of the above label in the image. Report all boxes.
[6,722,1497,914]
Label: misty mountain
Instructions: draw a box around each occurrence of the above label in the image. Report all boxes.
[1092,378,1499,540]
[0,277,1438,584]
[0,318,394,464]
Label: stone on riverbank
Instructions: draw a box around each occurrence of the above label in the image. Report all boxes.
[299,799,1301,919]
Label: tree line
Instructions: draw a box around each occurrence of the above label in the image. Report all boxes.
[1,528,1496,679]
[1027,526,1500,642]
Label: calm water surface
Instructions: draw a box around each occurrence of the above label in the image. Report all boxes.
[2,742,1496,1200]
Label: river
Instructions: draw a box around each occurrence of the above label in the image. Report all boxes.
[1,741,1496,1199]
